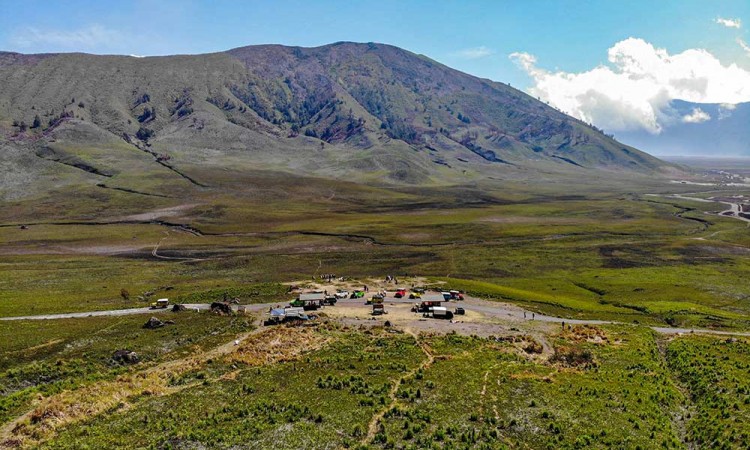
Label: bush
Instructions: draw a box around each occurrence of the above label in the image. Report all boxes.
[136,127,154,142]
[176,107,193,118]
[550,346,596,368]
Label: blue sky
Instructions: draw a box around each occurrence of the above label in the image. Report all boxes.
[2,0,750,143]
[1,0,748,87]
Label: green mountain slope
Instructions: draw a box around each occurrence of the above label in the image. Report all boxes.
[0,42,678,200]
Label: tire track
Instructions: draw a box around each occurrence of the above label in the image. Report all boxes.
[361,330,434,445]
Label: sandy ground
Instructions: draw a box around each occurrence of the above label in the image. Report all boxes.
[293,276,431,295]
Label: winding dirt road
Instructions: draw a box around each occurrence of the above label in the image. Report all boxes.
[648,192,750,224]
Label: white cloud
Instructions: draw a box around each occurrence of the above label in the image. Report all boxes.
[719,103,737,120]
[9,24,123,51]
[682,107,711,123]
[738,37,750,55]
[452,46,494,59]
[716,17,742,29]
[510,38,750,134]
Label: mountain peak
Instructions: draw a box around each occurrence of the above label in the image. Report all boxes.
[0,42,674,196]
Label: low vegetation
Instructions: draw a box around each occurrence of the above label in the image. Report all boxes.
[667,335,750,448]
[2,111,750,448]
[3,321,744,449]
[0,314,253,432]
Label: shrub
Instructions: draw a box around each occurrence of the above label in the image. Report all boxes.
[136,127,154,141]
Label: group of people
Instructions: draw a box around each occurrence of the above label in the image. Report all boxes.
[317,273,338,282]
[384,275,400,284]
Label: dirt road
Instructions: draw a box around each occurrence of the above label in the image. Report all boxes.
[3,295,749,337]
[648,192,750,224]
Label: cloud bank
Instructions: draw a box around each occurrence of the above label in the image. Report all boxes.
[510,38,750,134]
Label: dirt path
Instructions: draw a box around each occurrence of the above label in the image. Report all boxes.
[655,336,697,450]
[4,296,750,339]
[361,330,434,445]
[478,369,492,420]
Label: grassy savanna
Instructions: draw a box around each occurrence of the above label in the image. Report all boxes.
[0,313,254,431]
[4,322,426,449]
[2,169,749,329]
[1,171,750,448]
[375,326,684,449]
[6,321,746,449]
[667,335,750,448]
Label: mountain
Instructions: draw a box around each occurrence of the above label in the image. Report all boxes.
[0,42,676,200]
[616,100,750,157]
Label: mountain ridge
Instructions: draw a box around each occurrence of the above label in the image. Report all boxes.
[0,42,679,200]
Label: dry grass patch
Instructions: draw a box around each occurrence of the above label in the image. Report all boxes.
[562,325,610,344]
[227,326,331,366]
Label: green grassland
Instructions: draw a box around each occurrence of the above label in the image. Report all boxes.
[0,313,255,428]
[667,335,750,448]
[376,326,684,449]
[2,320,744,449]
[2,170,749,330]
[2,152,750,448]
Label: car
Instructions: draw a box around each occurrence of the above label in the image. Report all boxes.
[323,295,337,305]
[372,304,386,315]
[150,298,169,309]
[450,290,464,301]
[455,307,465,315]
[335,290,349,299]
[350,290,365,299]
[394,288,407,298]
[431,306,454,320]
[367,294,384,305]
[408,291,422,299]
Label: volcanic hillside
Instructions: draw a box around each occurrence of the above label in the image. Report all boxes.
[0,42,676,199]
